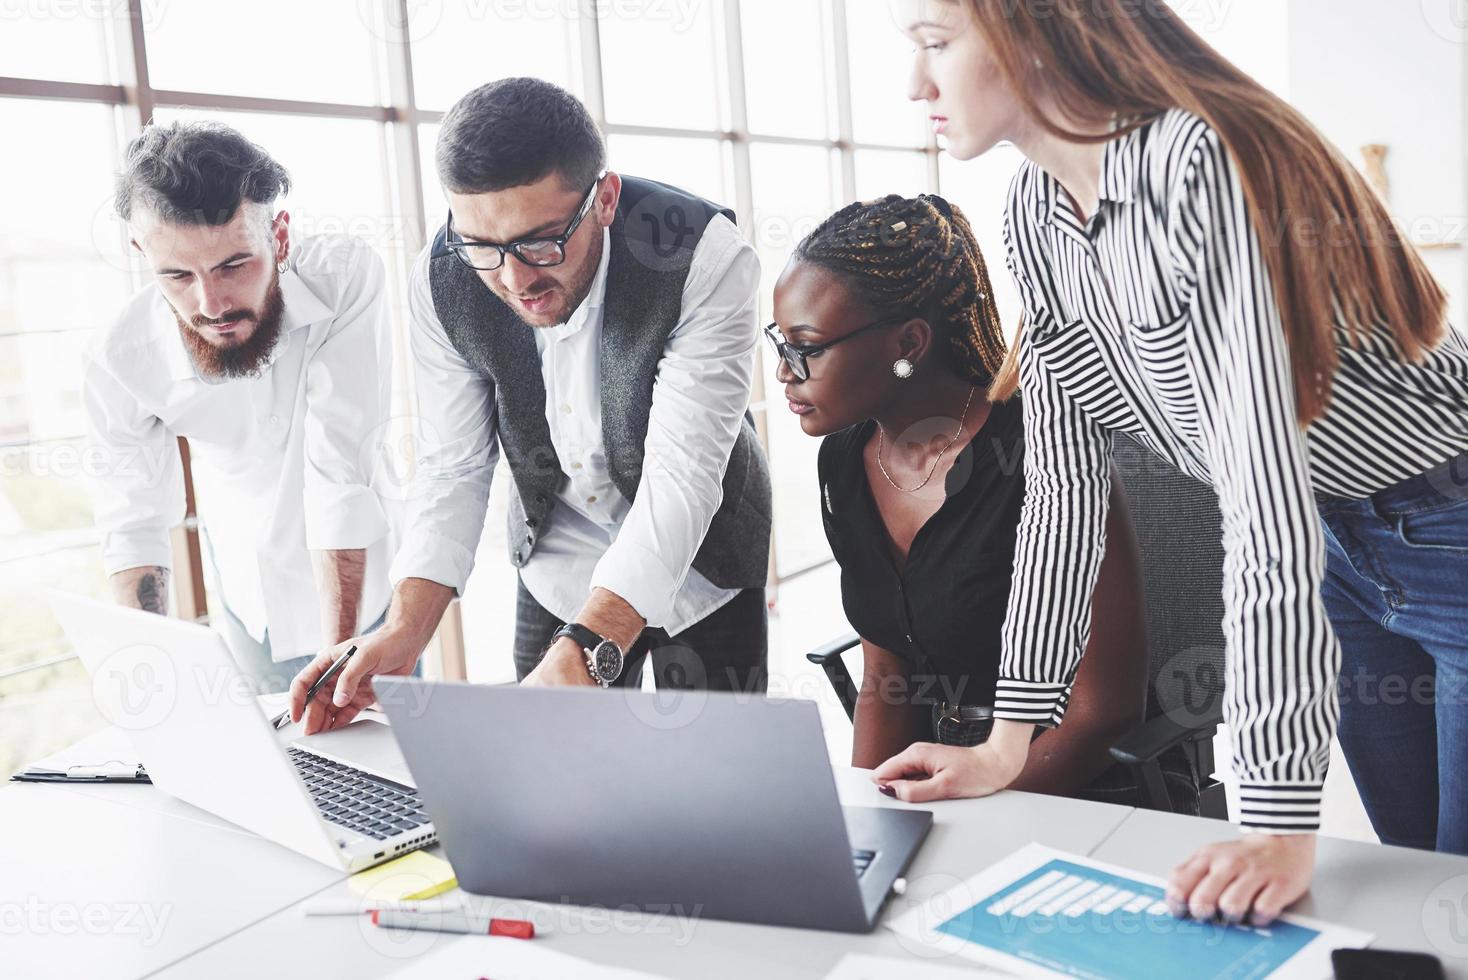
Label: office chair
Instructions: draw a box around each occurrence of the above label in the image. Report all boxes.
[806,433,1229,820]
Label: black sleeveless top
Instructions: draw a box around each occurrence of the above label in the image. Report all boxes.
[817,397,1026,707]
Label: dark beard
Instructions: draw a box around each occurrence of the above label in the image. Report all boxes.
[505,228,604,329]
[175,269,286,380]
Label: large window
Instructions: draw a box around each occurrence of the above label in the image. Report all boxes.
[1,0,1024,772]
[0,96,132,775]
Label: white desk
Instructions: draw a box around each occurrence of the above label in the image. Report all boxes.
[8,721,1130,979]
[147,768,1135,979]
[12,721,1468,979]
[2,782,343,980]
[1090,807,1468,978]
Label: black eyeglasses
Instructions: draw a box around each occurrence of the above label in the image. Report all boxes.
[763,316,908,382]
[444,171,606,271]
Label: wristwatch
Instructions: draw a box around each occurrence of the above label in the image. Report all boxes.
[552,623,625,687]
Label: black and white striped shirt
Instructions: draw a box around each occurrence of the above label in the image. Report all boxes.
[997,108,1468,832]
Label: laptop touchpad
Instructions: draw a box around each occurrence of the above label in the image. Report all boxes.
[286,718,416,787]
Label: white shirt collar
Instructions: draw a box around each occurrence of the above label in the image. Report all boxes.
[162,267,335,382]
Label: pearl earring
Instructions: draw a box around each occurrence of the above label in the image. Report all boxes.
[892,358,914,379]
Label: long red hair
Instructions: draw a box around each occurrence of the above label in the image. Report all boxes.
[971,0,1447,423]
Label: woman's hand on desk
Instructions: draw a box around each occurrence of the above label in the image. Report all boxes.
[290,630,422,735]
[1166,833,1315,926]
[871,719,1034,802]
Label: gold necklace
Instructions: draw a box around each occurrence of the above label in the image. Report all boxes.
[876,385,977,494]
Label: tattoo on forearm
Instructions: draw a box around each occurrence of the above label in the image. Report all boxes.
[135,568,170,615]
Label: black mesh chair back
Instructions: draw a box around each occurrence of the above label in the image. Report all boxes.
[1109,433,1228,817]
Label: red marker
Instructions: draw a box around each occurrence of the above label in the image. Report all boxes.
[370,910,534,938]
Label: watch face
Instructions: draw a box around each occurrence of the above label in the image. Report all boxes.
[591,640,623,683]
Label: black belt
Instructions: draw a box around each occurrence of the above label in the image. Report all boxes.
[934,701,995,723]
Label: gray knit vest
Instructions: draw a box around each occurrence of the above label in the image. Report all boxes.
[427,175,771,590]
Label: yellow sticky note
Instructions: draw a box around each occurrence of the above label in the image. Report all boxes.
[348,851,457,901]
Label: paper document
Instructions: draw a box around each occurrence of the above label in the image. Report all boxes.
[887,843,1370,979]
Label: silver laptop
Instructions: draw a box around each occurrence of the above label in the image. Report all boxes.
[49,591,436,873]
[375,677,932,933]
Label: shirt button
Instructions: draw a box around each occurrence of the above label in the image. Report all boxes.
[572,462,583,471]
[586,495,597,504]
[561,404,572,414]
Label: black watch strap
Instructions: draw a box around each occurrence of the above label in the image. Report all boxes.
[553,623,602,652]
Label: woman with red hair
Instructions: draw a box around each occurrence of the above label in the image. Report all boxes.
[873,0,1468,926]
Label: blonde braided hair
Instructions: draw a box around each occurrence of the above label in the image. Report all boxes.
[793,194,1006,387]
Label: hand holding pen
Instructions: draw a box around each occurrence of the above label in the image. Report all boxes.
[285,630,425,735]
[271,644,357,730]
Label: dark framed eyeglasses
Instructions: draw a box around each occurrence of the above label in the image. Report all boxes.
[763,315,908,382]
[444,171,606,271]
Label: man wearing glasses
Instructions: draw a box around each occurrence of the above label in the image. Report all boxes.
[290,78,771,731]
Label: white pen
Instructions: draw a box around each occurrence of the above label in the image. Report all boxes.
[303,898,464,917]
[371,910,535,938]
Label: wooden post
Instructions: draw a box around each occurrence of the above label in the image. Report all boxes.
[170,437,208,622]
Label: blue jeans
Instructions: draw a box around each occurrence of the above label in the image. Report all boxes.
[1318,449,1468,855]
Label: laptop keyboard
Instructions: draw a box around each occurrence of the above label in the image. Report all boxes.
[291,743,874,861]
[292,741,877,868]
[287,746,430,841]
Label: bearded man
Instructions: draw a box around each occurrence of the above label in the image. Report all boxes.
[83,120,393,694]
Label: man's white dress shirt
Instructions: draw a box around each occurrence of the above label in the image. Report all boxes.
[83,234,393,661]
[390,215,760,634]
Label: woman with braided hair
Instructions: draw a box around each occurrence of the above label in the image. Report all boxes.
[770,192,1155,803]
[876,0,1468,928]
